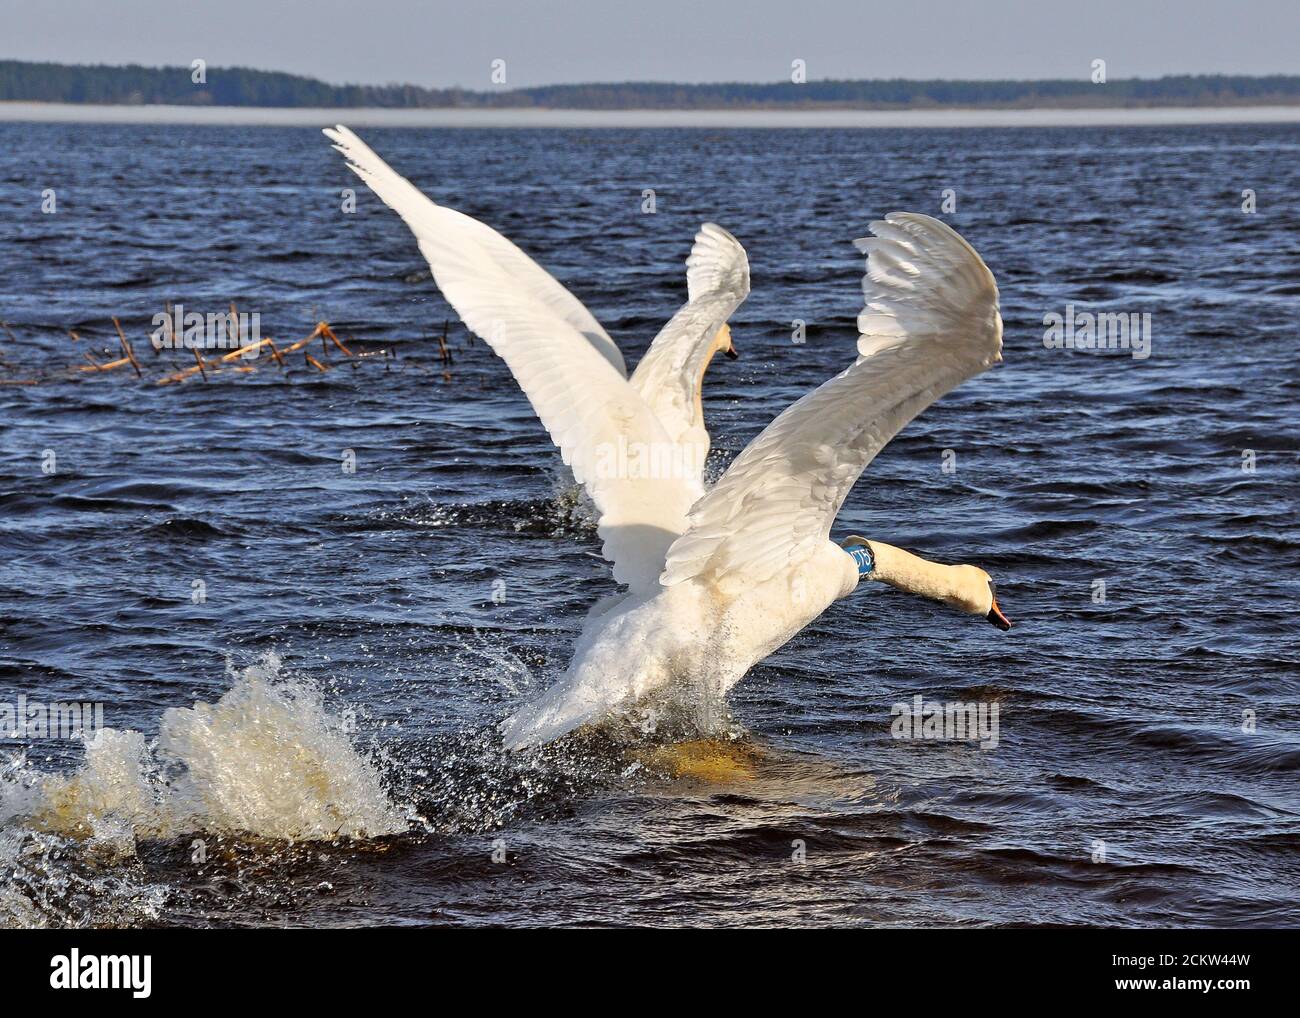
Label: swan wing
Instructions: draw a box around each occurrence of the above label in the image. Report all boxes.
[324,125,625,376]
[629,223,750,452]
[327,125,692,588]
[660,213,1001,593]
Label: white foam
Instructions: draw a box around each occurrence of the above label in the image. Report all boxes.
[1,653,408,855]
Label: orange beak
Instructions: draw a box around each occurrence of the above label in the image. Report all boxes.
[986,599,1012,631]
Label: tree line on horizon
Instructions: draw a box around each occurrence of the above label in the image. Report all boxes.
[2,60,1298,109]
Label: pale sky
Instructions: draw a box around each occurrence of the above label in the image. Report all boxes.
[4,0,1298,89]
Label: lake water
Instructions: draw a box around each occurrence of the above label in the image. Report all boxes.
[0,121,1297,927]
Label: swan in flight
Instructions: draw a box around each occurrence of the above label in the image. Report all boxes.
[324,126,748,500]
[496,211,1012,749]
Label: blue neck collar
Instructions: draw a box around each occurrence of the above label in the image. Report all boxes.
[846,544,874,578]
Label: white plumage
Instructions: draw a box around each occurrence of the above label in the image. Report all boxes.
[500,212,1005,748]
[629,223,749,477]
[324,126,1006,749]
[660,213,1002,595]
[325,126,747,589]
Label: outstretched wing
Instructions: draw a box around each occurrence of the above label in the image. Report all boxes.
[327,125,695,589]
[660,213,1001,595]
[630,223,749,451]
[324,125,624,376]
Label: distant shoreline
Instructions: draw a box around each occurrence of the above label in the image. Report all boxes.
[5,60,1299,113]
[4,102,1300,129]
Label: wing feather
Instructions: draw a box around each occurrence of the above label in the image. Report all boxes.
[629,224,749,454]
[324,125,624,376]
[326,125,696,588]
[660,213,1001,593]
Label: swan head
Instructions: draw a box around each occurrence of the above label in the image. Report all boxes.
[715,322,738,360]
[952,565,1012,631]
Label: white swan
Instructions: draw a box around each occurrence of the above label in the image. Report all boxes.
[498,211,1012,749]
[324,126,748,507]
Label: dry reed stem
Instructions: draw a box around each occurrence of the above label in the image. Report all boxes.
[321,324,352,357]
[155,337,273,384]
[277,323,324,357]
[43,316,418,387]
[112,317,142,379]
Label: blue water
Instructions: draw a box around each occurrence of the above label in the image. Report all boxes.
[1,122,1298,927]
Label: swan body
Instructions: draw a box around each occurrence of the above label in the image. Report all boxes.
[503,540,859,747]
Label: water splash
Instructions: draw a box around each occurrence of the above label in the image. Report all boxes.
[3,654,407,853]
[0,825,167,929]
[153,653,408,842]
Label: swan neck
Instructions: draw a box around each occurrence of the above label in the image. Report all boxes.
[691,338,723,426]
[865,541,964,603]
[692,350,711,426]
